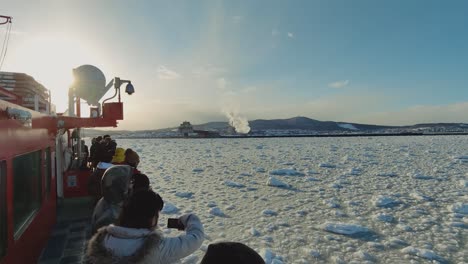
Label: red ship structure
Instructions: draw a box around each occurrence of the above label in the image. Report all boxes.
[0,15,135,263]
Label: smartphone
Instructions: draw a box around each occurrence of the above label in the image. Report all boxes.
[167,218,185,230]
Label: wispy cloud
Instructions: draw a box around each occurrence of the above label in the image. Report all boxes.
[271,29,280,37]
[328,80,349,88]
[193,65,227,77]
[217,77,227,90]
[287,32,294,38]
[241,86,257,93]
[232,16,243,23]
[10,30,26,35]
[157,65,181,80]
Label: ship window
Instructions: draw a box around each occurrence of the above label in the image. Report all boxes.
[45,148,51,196]
[13,151,42,239]
[0,161,7,259]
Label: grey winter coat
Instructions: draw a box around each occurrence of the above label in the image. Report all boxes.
[91,165,133,233]
[84,214,205,264]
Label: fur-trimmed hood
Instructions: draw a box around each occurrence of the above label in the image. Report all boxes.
[85,214,205,264]
[84,225,162,264]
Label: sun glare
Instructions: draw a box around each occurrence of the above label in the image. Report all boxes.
[10,35,93,112]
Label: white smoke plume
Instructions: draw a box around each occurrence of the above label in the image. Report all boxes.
[225,111,251,134]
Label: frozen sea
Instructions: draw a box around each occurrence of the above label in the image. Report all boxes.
[116,136,467,263]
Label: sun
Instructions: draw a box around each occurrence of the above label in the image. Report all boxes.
[7,34,97,112]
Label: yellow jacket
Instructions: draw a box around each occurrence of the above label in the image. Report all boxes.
[111,147,125,163]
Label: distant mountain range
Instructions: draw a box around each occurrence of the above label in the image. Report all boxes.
[191,116,466,132]
[84,116,468,137]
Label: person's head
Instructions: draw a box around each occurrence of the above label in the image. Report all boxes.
[91,137,96,144]
[111,147,126,163]
[101,165,133,204]
[130,173,150,194]
[200,242,265,264]
[125,148,140,168]
[118,189,164,229]
[103,135,111,139]
[96,136,103,143]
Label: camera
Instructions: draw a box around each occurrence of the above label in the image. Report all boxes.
[167,218,185,230]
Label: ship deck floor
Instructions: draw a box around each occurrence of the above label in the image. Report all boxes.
[38,197,94,264]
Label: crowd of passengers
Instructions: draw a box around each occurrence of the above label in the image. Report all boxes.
[84,135,265,264]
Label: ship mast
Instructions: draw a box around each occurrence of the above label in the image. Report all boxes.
[0,14,13,71]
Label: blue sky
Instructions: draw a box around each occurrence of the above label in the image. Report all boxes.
[2,0,468,129]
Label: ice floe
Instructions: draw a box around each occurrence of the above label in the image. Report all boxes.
[208,207,225,217]
[249,227,261,236]
[267,177,290,188]
[377,172,398,177]
[400,246,447,263]
[175,192,194,199]
[224,180,245,188]
[459,179,468,188]
[410,173,435,180]
[449,202,468,214]
[269,168,305,176]
[262,209,278,216]
[347,168,362,175]
[161,202,179,214]
[306,168,320,174]
[410,192,434,201]
[319,163,336,168]
[374,213,395,223]
[373,195,402,208]
[321,222,375,238]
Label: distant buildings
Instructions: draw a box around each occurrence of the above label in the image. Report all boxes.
[178,121,193,137]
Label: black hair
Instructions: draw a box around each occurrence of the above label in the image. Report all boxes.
[96,136,103,142]
[200,242,265,264]
[103,135,110,139]
[131,173,150,193]
[118,190,164,229]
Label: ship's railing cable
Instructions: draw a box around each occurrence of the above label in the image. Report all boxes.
[0,15,12,71]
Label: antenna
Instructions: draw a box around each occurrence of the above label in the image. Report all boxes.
[0,15,12,25]
[0,15,13,71]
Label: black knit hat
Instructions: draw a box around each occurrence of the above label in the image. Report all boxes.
[200,242,265,264]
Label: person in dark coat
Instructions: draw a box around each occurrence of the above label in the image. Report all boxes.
[89,136,102,168]
[95,135,116,163]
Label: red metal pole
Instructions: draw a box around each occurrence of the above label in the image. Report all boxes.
[76,97,81,117]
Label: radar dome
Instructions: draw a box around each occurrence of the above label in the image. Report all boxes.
[72,65,110,106]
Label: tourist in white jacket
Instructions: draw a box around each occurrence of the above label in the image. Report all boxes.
[84,190,205,264]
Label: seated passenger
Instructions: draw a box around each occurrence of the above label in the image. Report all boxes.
[90,165,133,234]
[200,242,265,264]
[85,190,205,264]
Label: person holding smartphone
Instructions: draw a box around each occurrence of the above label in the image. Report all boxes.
[85,189,205,264]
